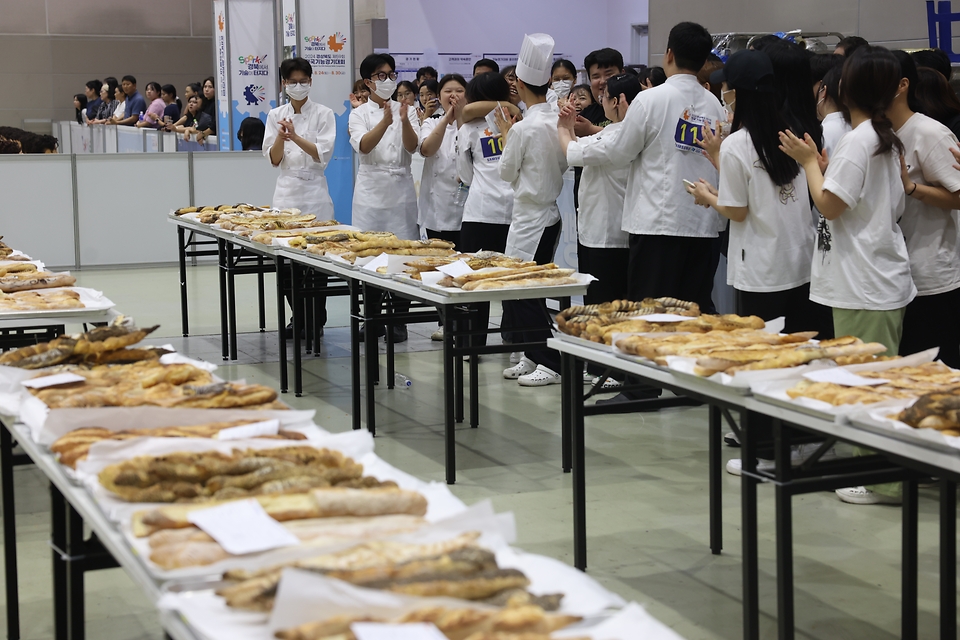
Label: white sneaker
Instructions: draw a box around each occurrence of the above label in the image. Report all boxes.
[724,431,740,447]
[725,458,775,476]
[503,357,536,379]
[509,351,523,364]
[583,371,594,384]
[518,364,562,387]
[836,486,902,505]
[591,376,624,391]
[431,327,443,341]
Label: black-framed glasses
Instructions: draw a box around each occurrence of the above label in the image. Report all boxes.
[372,71,398,81]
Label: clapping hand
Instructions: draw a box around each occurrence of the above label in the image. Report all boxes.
[558,103,578,133]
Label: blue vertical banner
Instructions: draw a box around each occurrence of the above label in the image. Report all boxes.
[221,0,278,150]
[297,0,354,223]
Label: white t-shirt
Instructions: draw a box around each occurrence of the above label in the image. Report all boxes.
[814,120,916,310]
[564,122,630,248]
[716,129,813,292]
[821,111,851,158]
[896,112,960,296]
[417,116,461,232]
[456,119,514,225]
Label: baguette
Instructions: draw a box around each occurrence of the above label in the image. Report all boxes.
[453,264,559,287]
[0,272,76,293]
[467,276,578,291]
[132,487,428,537]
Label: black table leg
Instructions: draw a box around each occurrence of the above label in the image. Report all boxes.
[454,315,464,424]
[177,225,189,337]
[568,352,587,571]
[902,479,919,640]
[350,280,362,431]
[709,404,722,555]
[774,419,794,640]
[51,484,67,640]
[257,255,266,332]
[1,426,19,639]
[66,504,85,640]
[940,480,957,640]
[226,243,239,361]
[561,350,572,474]
[292,262,304,397]
[385,296,395,390]
[468,308,479,429]
[275,254,288,393]
[363,283,378,436]
[218,238,228,360]
[741,410,760,640]
[443,307,456,484]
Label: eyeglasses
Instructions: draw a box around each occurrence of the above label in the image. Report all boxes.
[372,72,398,82]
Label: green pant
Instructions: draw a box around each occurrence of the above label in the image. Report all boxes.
[833,306,907,498]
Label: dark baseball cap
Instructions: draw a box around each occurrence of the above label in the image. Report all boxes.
[709,50,775,92]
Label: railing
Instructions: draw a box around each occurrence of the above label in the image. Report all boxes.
[52,122,219,154]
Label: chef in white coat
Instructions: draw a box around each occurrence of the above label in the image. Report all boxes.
[264,57,336,218]
[263,56,337,339]
[348,53,421,342]
[349,53,420,240]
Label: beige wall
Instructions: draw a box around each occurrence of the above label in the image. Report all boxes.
[0,0,216,131]
[648,0,938,64]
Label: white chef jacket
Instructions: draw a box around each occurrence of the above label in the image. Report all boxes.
[417,115,461,232]
[348,100,420,239]
[519,88,559,114]
[499,102,568,261]
[896,113,960,296]
[813,120,916,311]
[564,121,630,248]
[457,120,514,225]
[263,99,336,218]
[567,74,725,237]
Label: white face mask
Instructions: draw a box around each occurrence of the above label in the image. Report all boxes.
[286,82,310,101]
[374,78,397,100]
[551,79,572,99]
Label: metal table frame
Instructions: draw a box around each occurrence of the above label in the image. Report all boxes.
[549,338,960,640]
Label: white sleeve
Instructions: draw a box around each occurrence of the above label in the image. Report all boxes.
[456,125,475,186]
[566,127,626,168]
[499,126,523,184]
[263,110,280,165]
[312,107,336,168]
[348,107,369,154]
[822,137,866,210]
[716,140,749,208]
[918,130,960,193]
[404,104,421,154]
[418,117,437,154]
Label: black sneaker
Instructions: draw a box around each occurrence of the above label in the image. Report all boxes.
[724,432,740,447]
[358,323,385,341]
[392,326,408,343]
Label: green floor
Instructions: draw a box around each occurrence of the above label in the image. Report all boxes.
[2,264,952,639]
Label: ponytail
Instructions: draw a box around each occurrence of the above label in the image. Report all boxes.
[870,109,904,157]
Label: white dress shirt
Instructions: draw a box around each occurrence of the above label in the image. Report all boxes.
[263,99,337,218]
[499,102,568,261]
[418,116,460,232]
[457,120,514,225]
[567,73,726,238]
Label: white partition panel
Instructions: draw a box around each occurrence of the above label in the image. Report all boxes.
[192,151,277,207]
[104,126,119,153]
[76,154,190,266]
[58,122,73,154]
[144,130,160,153]
[0,155,77,268]
[117,127,144,153]
[70,123,91,154]
[160,132,177,152]
[90,126,106,153]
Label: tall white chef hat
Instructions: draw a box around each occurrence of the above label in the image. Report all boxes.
[515,33,555,87]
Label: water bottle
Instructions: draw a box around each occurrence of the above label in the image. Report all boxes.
[139,111,144,122]
[394,373,412,388]
[452,181,469,207]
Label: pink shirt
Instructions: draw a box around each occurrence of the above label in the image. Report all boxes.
[145,98,165,127]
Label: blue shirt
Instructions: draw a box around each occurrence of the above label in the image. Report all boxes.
[124,91,147,120]
[85,98,102,119]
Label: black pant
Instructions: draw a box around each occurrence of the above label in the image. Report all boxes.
[284,272,327,326]
[577,243,630,306]
[901,287,960,368]
[627,234,716,311]
[459,222,511,347]
[426,228,461,246]
[503,219,563,372]
[737,283,833,338]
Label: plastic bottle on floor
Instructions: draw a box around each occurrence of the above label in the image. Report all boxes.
[394,373,412,388]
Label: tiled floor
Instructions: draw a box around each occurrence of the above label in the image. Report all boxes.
[0,264,954,639]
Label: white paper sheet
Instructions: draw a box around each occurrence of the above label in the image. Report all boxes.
[852,404,960,452]
[361,253,390,273]
[419,272,445,287]
[352,623,447,640]
[216,419,280,440]
[435,260,473,278]
[188,500,301,555]
[21,373,86,389]
[802,368,889,386]
[629,313,694,323]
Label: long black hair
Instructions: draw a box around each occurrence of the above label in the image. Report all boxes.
[733,88,801,187]
[764,40,823,152]
[891,50,923,114]
[913,66,960,125]
[839,46,904,156]
[819,66,848,121]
